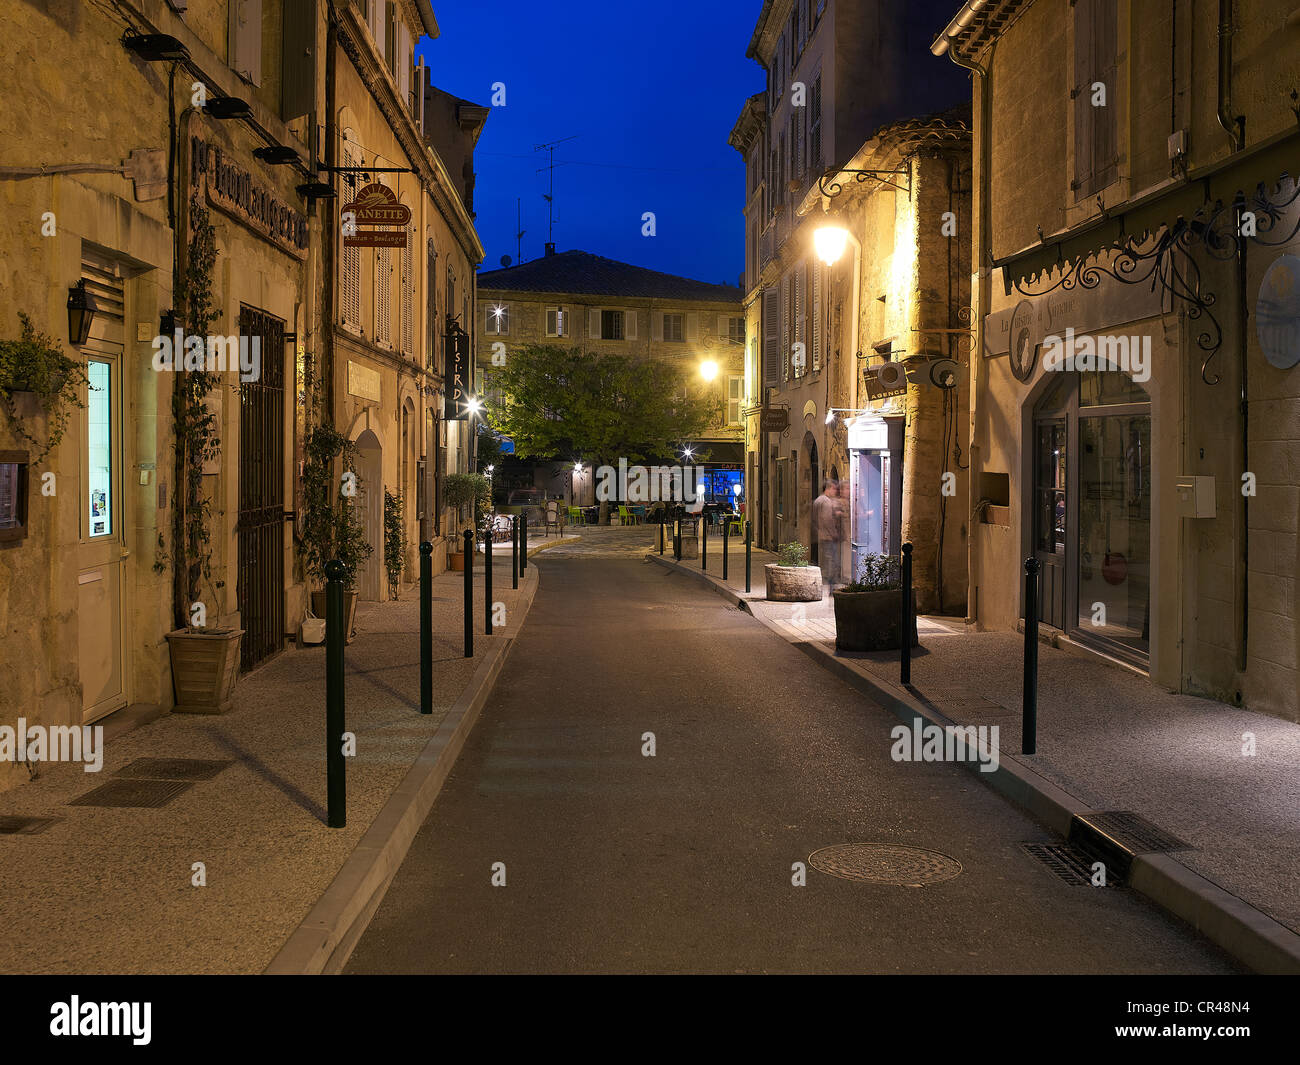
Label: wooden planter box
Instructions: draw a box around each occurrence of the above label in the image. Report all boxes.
[832,589,919,652]
[765,563,822,602]
[167,628,244,714]
[310,590,359,645]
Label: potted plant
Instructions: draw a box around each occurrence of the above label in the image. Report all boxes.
[765,541,822,602]
[444,472,490,570]
[832,552,919,652]
[162,198,244,711]
[383,487,407,599]
[300,420,373,642]
[0,311,89,463]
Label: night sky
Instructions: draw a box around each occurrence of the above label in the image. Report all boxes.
[416,0,764,287]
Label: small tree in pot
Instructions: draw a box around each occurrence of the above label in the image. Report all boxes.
[383,487,408,600]
[833,552,918,652]
[765,541,822,602]
[300,422,373,642]
[444,472,491,570]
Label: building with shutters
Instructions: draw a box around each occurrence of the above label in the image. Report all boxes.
[474,247,745,506]
[731,0,969,612]
[0,0,483,792]
[934,0,1300,720]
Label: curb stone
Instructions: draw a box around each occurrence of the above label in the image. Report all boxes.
[646,551,1300,975]
[263,565,541,975]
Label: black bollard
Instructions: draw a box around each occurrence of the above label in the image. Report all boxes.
[1023,557,1040,754]
[419,542,432,715]
[900,542,913,686]
[520,514,527,573]
[745,520,752,594]
[325,559,346,828]
[723,516,729,580]
[674,519,681,561]
[484,524,493,637]
[463,528,474,658]
[701,515,707,571]
[511,515,519,589]
[659,519,664,555]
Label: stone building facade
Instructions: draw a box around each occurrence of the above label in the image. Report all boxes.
[0,0,483,792]
[934,0,1300,719]
[475,248,745,506]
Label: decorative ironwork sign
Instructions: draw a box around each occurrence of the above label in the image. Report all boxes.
[445,324,470,420]
[190,137,308,259]
[760,407,789,433]
[342,182,411,247]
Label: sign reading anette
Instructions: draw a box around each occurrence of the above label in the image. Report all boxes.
[342,182,411,247]
[445,325,471,420]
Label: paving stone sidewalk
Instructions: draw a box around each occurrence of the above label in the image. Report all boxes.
[0,554,540,975]
[655,535,1300,940]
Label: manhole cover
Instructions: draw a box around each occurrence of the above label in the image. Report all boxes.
[0,815,60,835]
[808,843,963,886]
[69,779,193,809]
[115,757,233,782]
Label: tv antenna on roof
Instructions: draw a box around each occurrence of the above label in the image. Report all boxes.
[515,197,525,263]
[534,135,577,244]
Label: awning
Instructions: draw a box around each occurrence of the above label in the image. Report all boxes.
[997,126,1300,293]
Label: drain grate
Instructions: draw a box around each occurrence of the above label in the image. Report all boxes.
[0,814,60,835]
[1021,842,1116,886]
[809,843,962,886]
[69,778,193,809]
[114,757,233,782]
[1075,810,1191,854]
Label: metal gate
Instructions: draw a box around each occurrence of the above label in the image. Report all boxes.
[236,305,285,672]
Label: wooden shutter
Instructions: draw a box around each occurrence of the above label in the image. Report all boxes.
[375,246,392,346]
[398,22,411,102]
[762,288,779,387]
[230,0,262,85]
[685,312,699,342]
[793,267,804,375]
[401,226,414,355]
[625,309,637,340]
[281,0,317,121]
[340,142,361,329]
[781,275,791,380]
[716,315,728,339]
[1093,0,1118,190]
[590,308,601,339]
[651,311,663,341]
[812,261,822,371]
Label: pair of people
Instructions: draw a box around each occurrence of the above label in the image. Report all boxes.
[812,479,847,597]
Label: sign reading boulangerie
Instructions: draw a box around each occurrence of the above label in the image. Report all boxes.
[445,324,471,420]
[190,137,308,259]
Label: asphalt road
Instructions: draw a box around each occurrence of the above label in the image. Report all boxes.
[346,531,1241,974]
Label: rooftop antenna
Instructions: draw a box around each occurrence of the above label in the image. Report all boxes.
[533,135,577,245]
[515,197,525,263]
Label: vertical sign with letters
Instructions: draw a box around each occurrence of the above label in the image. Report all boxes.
[445,323,470,419]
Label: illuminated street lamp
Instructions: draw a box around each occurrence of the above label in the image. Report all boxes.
[465,394,484,416]
[699,359,719,381]
[814,225,850,266]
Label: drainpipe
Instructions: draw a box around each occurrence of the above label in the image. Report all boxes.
[1217,0,1245,151]
[933,29,993,626]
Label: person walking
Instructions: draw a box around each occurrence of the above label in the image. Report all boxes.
[812,479,844,597]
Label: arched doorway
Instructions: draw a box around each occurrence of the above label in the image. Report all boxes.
[1029,369,1151,662]
[355,429,383,602]
[800,431,819,560]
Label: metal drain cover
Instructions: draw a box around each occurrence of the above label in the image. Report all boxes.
[1075,810,1191,853]
[69,778,193,809]
[809,843,962,886]
[0,815,60,835]
[1022,842,1117,886]
[115,757,233,782]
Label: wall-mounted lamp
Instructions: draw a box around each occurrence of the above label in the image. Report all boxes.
[814,225,850,266]
[121,32,190,62]
[699,359,718,381]
[67,279,97,346]
[205,97,253,120]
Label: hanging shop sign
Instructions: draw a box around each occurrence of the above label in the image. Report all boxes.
[863,361,908,400]
[342,182,411,247]
[760,406,789,433]
[190,137,308,259]
[444,325,471,420]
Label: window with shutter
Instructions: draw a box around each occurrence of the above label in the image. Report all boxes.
[810,74,822,170]
[663,313,683,342]
[229,0,262,85]
[426,239,437,366]
[1072,0,1118,200]
[727,375,743,425]
[793,265,805,377]
[626,309,638,340]
[763,289,779,388]
[339,141,361,330]
[401,227,414,355]
[375,246,392,346]
[781,275,791,381]
[685,312,699,342]
[812,261,822,371]
[589,308,601,339]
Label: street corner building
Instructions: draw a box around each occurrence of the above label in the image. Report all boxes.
[934,0,1300,719]
[474,248,746,505]
[730,0,974,615]
[0,0,486,793]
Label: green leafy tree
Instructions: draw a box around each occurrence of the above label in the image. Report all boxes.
[484,345,721,471]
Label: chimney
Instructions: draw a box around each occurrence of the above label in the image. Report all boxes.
[544,242,556,256]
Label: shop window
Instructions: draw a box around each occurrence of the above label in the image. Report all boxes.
[86,361,113,538]
[0,451,28,543]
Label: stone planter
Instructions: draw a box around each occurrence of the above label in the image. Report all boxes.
[310,589,359,645]
[448,549,466,572]
[832,588,919,652]
[764,563,822,602]
[167,628,244,714]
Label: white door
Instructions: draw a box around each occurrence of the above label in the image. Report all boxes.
[77,253,128,723]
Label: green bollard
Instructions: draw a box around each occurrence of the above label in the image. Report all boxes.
[325,559,346,828]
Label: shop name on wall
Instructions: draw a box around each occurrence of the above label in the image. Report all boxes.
[190,137,308,260]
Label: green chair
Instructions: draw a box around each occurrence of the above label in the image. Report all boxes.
[567,505,584,526]
[727,514,744,536]
[617,504,633,526]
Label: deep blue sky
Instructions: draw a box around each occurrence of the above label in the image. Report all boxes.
[417,1,764,287]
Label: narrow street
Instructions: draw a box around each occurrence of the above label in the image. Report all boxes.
[346,529,1240,974]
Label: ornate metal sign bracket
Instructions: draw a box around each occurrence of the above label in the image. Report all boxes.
[818,167,911,198]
